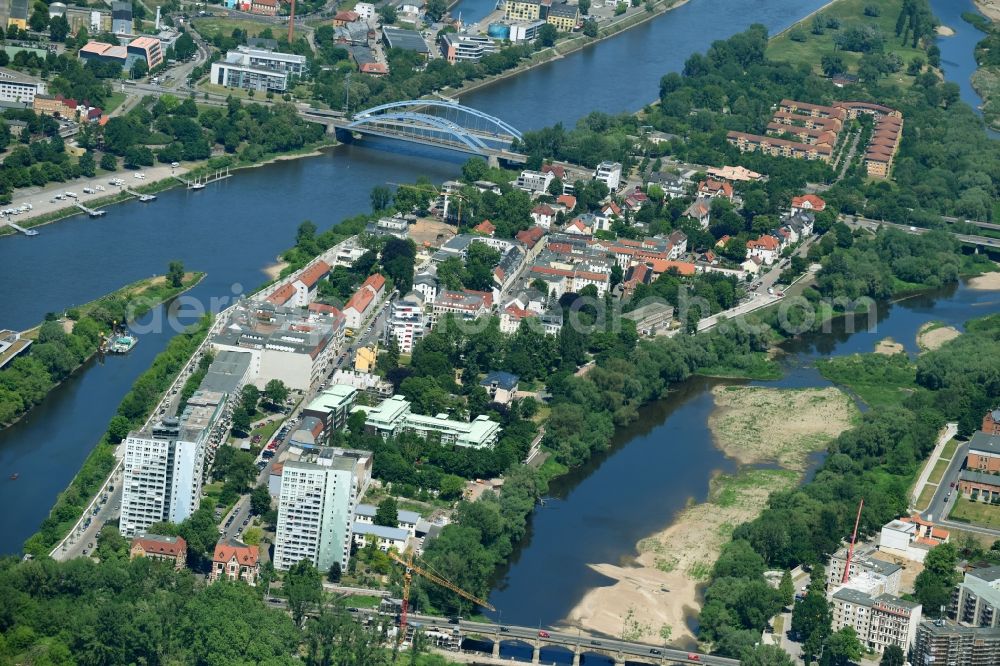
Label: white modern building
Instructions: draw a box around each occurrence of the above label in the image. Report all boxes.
[353,395,501,448]
[273,448,365,572]
[439,33,499,64]
[353,1,375,19]
[210,46,307,92]
[516,169,554,195]
[119,392,225,536]
[0,68,46,105]
[386,291,427,353]
[594,161,622,191]
[953,565,1000,628]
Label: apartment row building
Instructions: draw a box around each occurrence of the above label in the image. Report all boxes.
[864,112,903,179]
[354,394,501,449]
[210,45,308,92]
[830,586,923,654]
[344,273,387,330]
[914,619,1000,666]
[905,562,1000,665]
[503,0,579,31]
[952,565,1000,629]
[826,541,922,654]
[273,447,370,572]
[119,390,228,536]
[957,430,1000,504]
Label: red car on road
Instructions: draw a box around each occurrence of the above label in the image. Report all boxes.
[538,630,550,638]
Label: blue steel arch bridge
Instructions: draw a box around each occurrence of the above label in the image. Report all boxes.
[307,100,528,164]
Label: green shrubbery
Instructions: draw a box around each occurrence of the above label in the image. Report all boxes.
[24,315,213,556]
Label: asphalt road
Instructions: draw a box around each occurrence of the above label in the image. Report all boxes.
[258,599,735,666]
[217,290,396,547]
[846,216,1000,248]
[920,441,969,525]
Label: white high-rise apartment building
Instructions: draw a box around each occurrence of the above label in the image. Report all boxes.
[273,449,361,572]
[119,391,224,536]
[386,292,427,353]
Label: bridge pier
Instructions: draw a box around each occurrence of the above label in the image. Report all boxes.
[531,639,541,664]
[571,645,581,666]
[491,639,500,659]
[614,653,627,666]
[488,154,500,169]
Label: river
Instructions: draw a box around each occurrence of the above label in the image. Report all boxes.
[0,0,833,554]
[0,0,993,646]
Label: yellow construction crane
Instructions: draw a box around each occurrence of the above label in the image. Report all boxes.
[388,550,495,641]
[388,182,472,227]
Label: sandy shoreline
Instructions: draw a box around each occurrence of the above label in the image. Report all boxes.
[917,323,962,352]
[263,261,290,280]
[560,387,857,646]
[875,337,905,355]
[976,0,1000,23]
[967,270,1000,290]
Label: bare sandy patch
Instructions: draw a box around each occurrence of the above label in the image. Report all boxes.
[410,217,455,248]
[707,386,858,471]
[967,270,1000,290]
[561,387,856,645]
[560,469,797,645]
[936,25,955,36]
[976,0,1000,22]
[875,337,905,355]
[917,322,961,353]
[263,261,289,280]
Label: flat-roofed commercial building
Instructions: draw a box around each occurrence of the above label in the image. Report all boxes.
[301,384,358,435]
[439,33,498,64]
[128,36,164,70]
[0,67,45,105]
[212,302,342,391]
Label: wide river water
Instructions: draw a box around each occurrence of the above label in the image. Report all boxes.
[0,0,995,651]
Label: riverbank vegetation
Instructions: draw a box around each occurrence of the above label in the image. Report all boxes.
[767,0,936,86]
[970,9,1000,129]
[697,312,1000,659]
[568,384,856,644]
[517,1,1000,226]
[816,352,917,407]
[0,553,453,665]
[708,386,859,470]
[23,314,213,557]
[0,271,203,427]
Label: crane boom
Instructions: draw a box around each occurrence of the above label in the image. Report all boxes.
[841,498,865,584]
[387,181,469,223]
[388,550,495,644]
[390,551,495,610]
